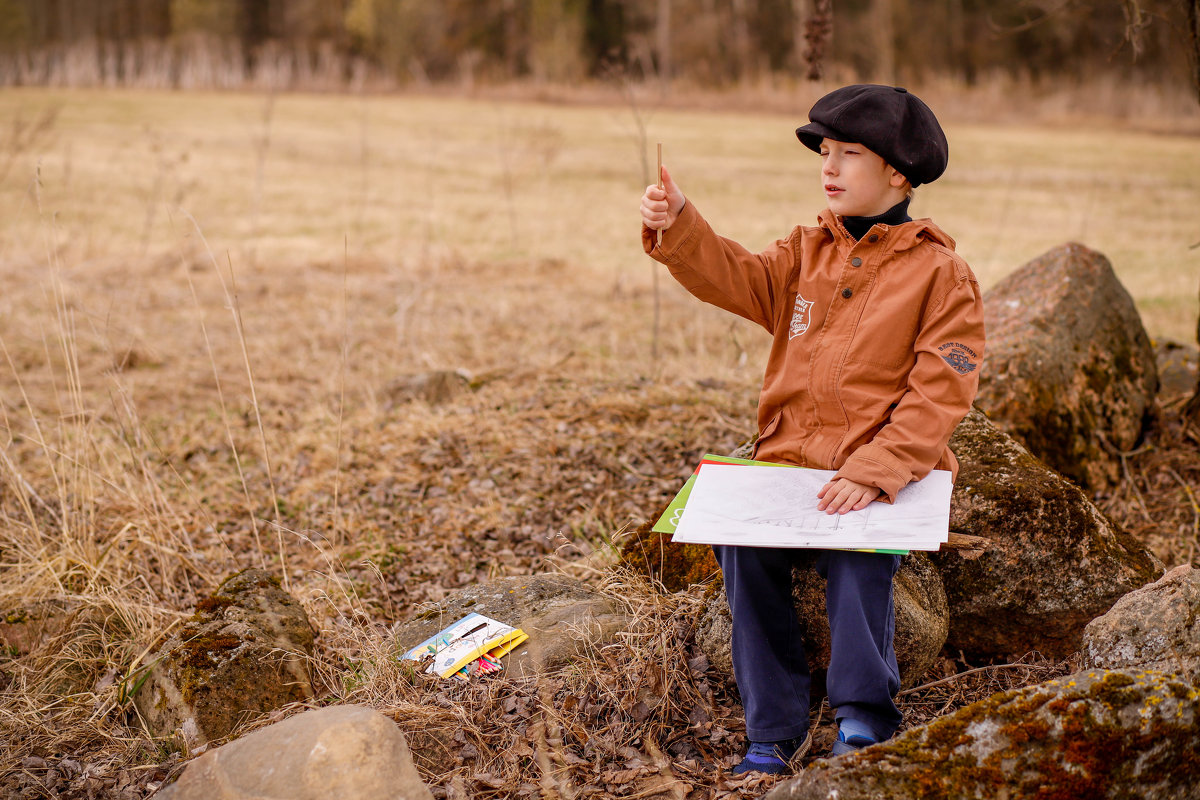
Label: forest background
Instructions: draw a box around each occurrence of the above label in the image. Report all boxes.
[0,0,1197,107]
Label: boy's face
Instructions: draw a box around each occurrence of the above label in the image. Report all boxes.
[819,139,909,218]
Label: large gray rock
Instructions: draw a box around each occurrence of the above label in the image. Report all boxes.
[134,569,315,747]
[767,668,1200,800]
[159,705,432,800]
[695,552,948,690]
[1083,564,1200,682]
[935,408,1161,658]
[393,574,630,679]
[976,242,1158,491]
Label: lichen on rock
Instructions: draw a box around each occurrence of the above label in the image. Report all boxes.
[768,668,1200,800]
[1083,564,1200,682]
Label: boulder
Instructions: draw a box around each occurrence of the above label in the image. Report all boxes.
[975,242,1158,491]
[133,569,315,747]
[1153,339,1198,400]
[695,552,948,690]
[767,668,1200,800]
[1082,564,1200,682]
[159,705,432,800]
[392,574,630,679]
[935,408,1161,658]
[694,590,735,678]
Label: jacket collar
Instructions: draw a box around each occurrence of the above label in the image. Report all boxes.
[817,208,956,253]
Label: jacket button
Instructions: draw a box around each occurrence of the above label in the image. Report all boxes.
[851,257,863,267]
[842,288,853,299]
[868,234,879,243]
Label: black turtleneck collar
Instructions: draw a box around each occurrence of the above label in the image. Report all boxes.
[842,198,912,242]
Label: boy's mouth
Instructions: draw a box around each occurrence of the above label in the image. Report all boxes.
[824,184,844,195]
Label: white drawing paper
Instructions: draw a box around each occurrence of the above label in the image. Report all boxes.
[672,463,952,551]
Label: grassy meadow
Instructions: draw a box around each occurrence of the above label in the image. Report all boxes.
[1,86,1199,795]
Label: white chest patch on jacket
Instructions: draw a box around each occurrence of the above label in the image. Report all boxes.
[789,294,814,340]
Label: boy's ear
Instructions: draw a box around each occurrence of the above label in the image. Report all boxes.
[888,167,909,190]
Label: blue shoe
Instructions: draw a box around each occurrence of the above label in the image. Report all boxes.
[731,731,812,775]
[831,723,877,756]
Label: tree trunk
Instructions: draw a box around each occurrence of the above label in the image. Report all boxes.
[872,0,894,83]
[731,0,753,80]
[1186,0,1200,104]
[792,0,810,74]
[800,0,833,80]
[656,0,671,84]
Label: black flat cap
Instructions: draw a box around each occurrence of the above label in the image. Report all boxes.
[796,84,948,187]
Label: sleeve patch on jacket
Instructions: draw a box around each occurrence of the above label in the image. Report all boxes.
[938,342,978,375]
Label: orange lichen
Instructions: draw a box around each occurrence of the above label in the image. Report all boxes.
[816,670,1200,799]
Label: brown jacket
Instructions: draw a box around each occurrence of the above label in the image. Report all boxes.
[643,201,985,502]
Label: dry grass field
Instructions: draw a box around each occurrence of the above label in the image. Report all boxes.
[0,86,1198,797]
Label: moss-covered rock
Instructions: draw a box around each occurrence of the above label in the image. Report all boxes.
[975,243,1158,491]
[768,668,1200,800]
[133,569,315,747]
[936,408,1161,658]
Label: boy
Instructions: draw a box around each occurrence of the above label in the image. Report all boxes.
[638,85,984,774]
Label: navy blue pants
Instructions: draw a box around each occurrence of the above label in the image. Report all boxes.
[713,545,902,743]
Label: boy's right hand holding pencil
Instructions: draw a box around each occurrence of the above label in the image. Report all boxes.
[640,166,686,233]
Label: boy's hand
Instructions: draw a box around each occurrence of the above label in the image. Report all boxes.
[640,165,686,231]
[817,478,881,515]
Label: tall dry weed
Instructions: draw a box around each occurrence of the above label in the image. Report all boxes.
[0,281,208,771]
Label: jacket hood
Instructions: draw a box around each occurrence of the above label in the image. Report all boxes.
[818,208,956,252]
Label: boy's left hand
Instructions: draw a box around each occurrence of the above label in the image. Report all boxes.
[816,478,881,515]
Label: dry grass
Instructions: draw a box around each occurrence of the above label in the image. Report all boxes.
[0,86,1197,797]
[1,86,1197,337]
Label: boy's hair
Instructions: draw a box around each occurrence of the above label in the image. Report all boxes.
[795,84,948,187]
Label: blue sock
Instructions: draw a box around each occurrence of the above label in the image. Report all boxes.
[838,717,875,743]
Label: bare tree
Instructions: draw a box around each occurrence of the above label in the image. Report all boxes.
[801,0,834,80]
[1186,0,1200,102]
[872,0,894,83]
[731,0,754,80]
[655,0,670,87]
